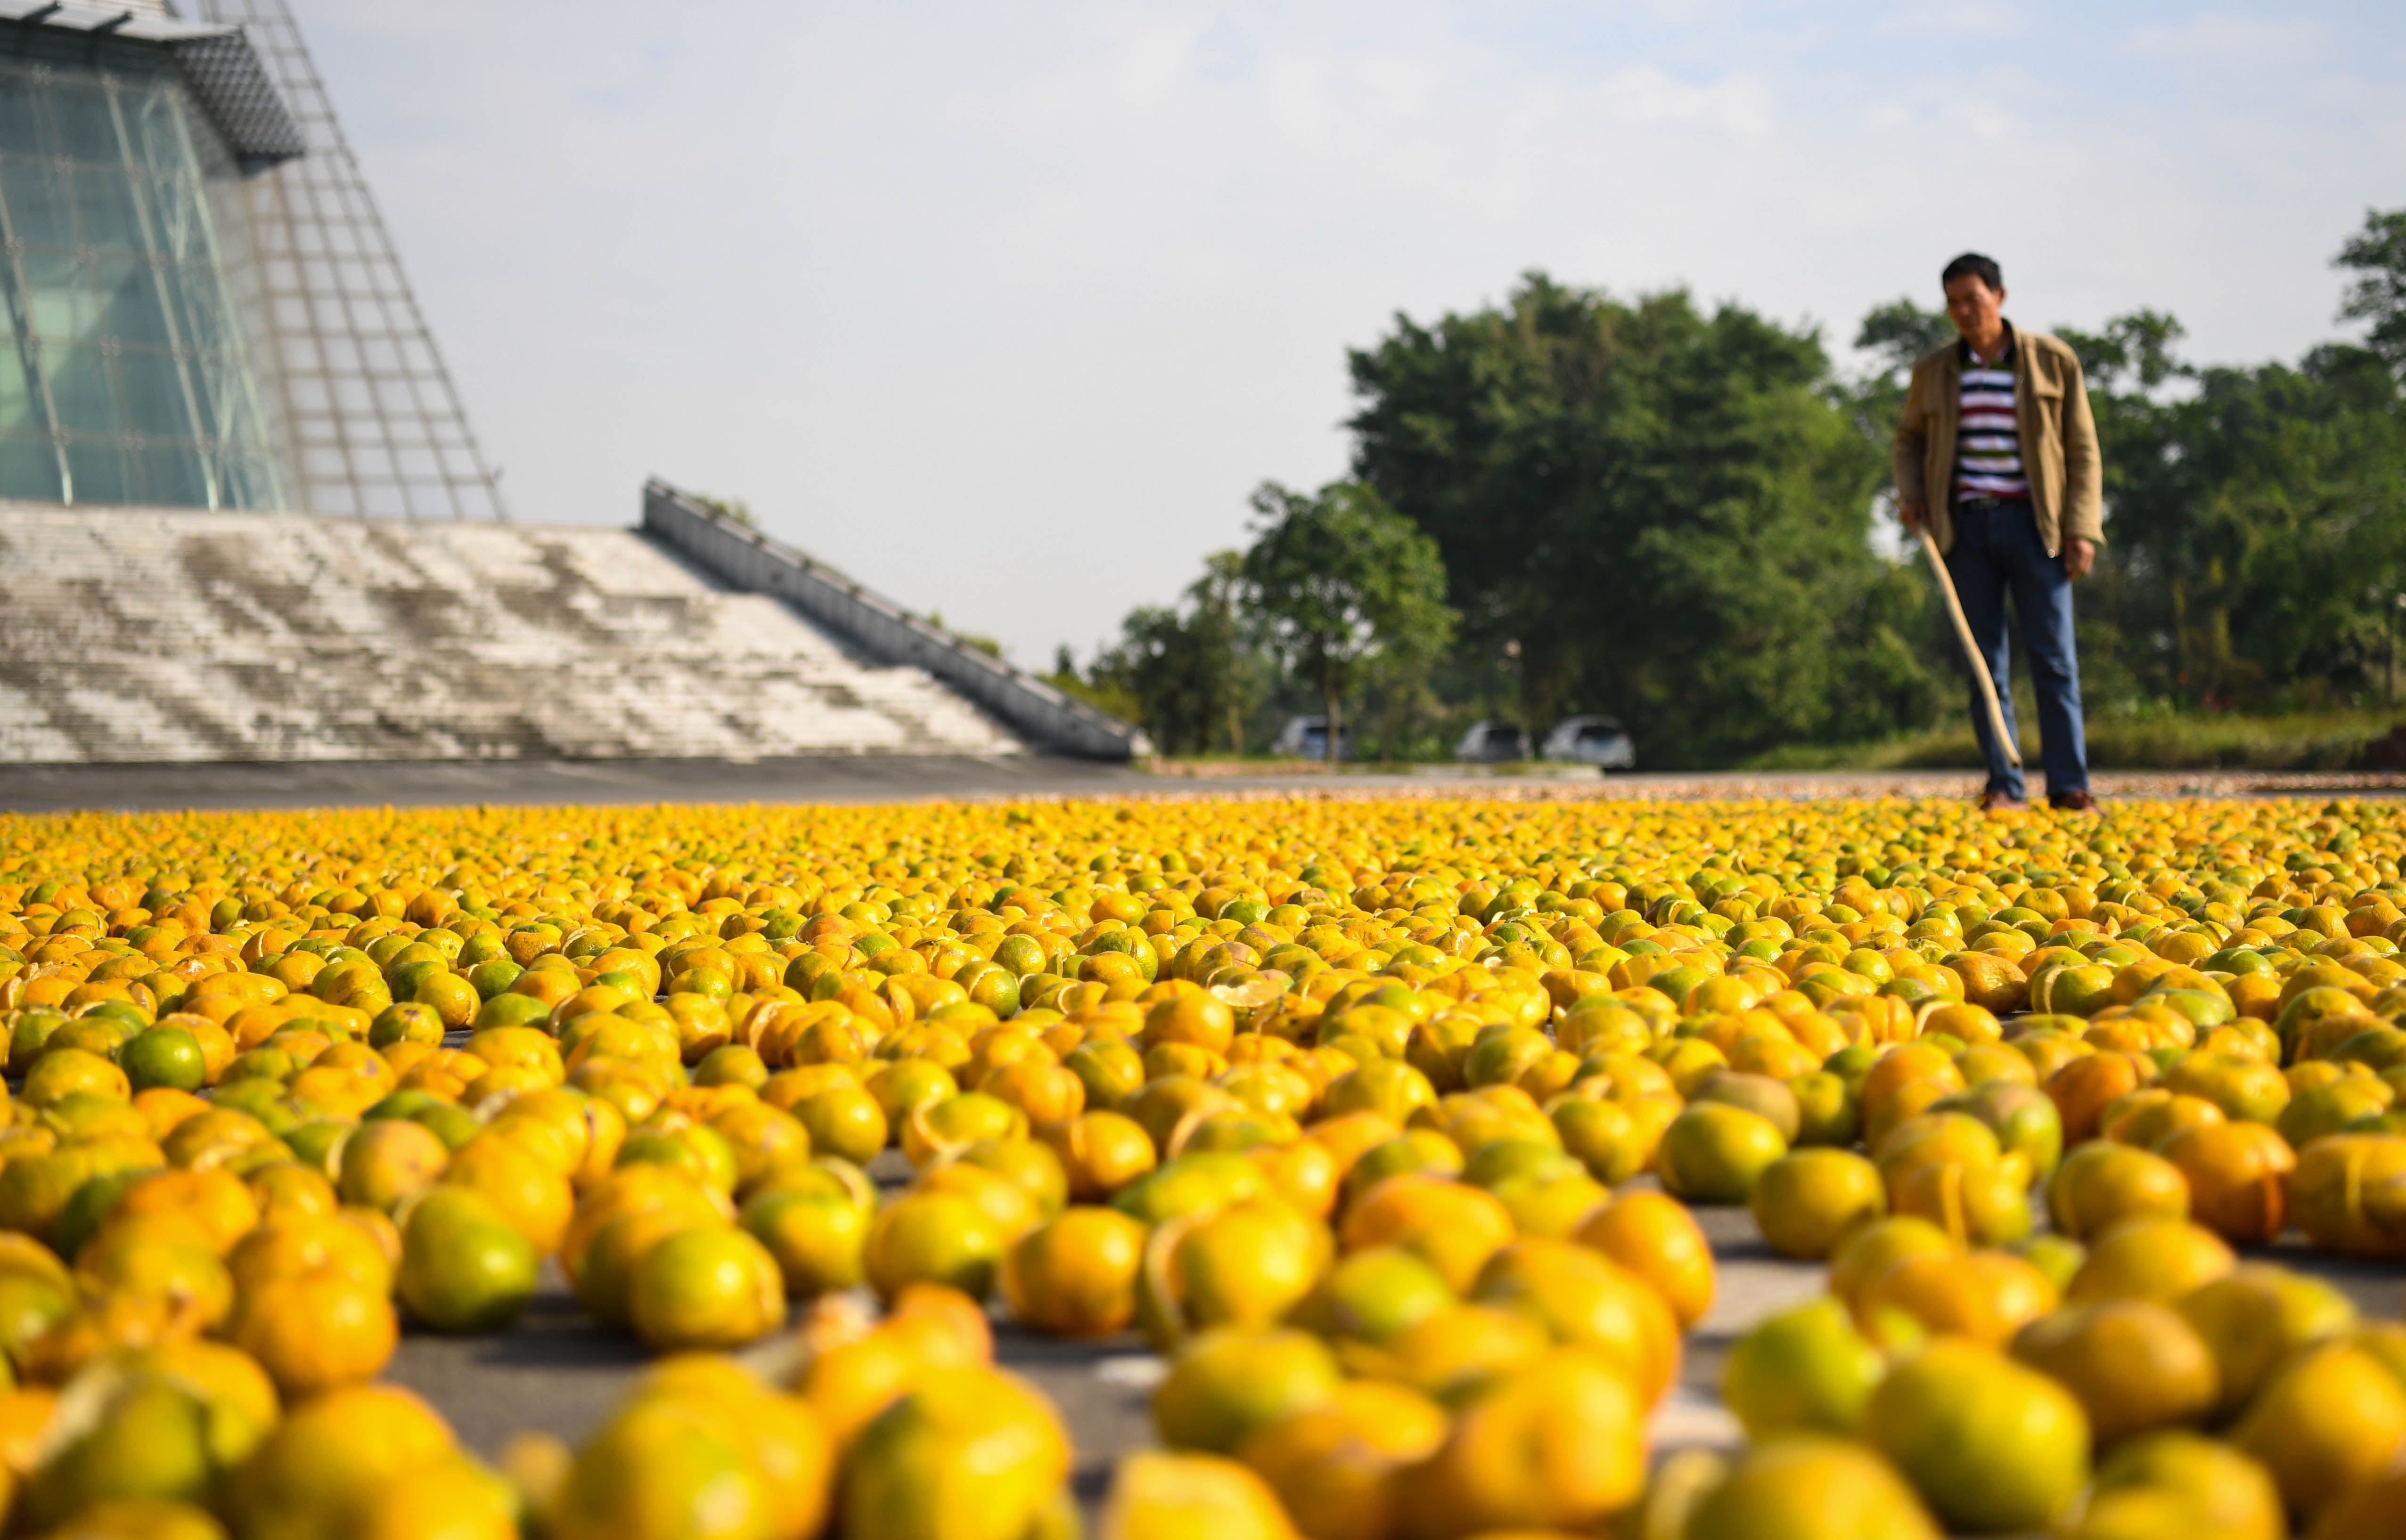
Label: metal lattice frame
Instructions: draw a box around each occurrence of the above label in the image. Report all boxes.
[192,0,503,518]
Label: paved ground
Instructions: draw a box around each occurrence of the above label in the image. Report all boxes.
[3,755,2401,813]
[0,754,1146,812]
[381,1157,2406,1505]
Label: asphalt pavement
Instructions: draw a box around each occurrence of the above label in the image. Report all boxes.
[3,754,2402,813]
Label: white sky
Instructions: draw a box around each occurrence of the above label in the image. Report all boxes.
[301,0,2406,665]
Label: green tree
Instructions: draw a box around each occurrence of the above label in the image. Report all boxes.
[2063,322,2406,708]
[1240,480,1456,763]
[1055,552,1260,755]
[1190,551,1251,755]
[1044,644,1142,727]
[2337,206,2406,370]
[1851,298,1956,415]
[1349,273,1943,765]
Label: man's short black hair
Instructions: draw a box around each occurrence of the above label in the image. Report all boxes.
[1942,253,2004,293]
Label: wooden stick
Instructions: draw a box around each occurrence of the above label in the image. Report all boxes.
[1916,524,2022,767]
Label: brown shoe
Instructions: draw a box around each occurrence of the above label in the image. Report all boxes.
[2049,790,2098,812]
[1977,790,2029,812]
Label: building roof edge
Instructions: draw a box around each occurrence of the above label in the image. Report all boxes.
[0,0,306,164]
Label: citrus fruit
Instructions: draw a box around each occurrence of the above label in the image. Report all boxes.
[1234,1378,1443,1540]
[1393,1346,1646,1538]
[840,1366,1069,1540]
[1656,1102,1789,1204]
[1001,1206,1148,1337]
[1683,1435,1940,1540]
[1722,1296,1886,1438]
[397,1187,540,1333]
[2230,1343,2406,1520]
[1153,1328,1340,1454]
[864,1190,1008,1304]
[626,1225,785,1352]
[549,1396,772,1540]
[1750,1148,1886,1260]
[1861,1337,2091,1534]
[1573,1190,1714,1327]
[2176,1263,2359,1418]
[2009,1299,2219,1445]
[2066,1431,2283,1540]
[1291,1246,1453,1344]
[1101,1450,1300,1540]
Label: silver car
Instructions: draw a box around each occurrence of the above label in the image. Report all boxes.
[1270,715,1355,761]
[1543,715,1637,770]
[1454,720,1532,762]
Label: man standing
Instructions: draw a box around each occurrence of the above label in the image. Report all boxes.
[1896,253,2103,812]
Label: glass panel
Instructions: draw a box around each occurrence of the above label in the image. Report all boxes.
[45,80,118,166]
[68,162,145,253]
[63,435,129,505]
[0,159,73,249]
[220,448,275,509]
[0,341,33,433]
[118,346,190,438]
[43,344,120,435]
[0,434,61,501]
[17,246,88,342]
[95,255,175,348]
[173,271,227,358]
[0,48,282,507]
[0,90,44,158]
[134,440,206,507]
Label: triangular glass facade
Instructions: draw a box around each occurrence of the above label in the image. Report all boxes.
[193,0,505,518]
[0,28,284,508]
[0,0,503,517]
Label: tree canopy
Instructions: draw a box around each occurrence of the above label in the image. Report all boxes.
[1240,481,1456,762]
[1056,207,2406,766]
[1346,274,1938,765]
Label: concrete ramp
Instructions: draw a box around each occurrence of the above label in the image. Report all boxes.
[0,503,1026,764]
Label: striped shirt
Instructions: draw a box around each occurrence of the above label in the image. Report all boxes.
[1953,341,2029,502]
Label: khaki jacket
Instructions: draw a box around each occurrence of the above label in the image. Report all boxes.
[1893,324,2103,557]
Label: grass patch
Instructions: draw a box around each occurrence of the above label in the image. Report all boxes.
[1748,709,2404,773]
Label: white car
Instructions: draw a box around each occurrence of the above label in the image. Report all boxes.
[1454,720,1532,762]
[1543,715,1637,770]
[1270,715,1355,761]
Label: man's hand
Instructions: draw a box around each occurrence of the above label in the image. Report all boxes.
[2065,537,2095,581]
[1899,500,1926,535]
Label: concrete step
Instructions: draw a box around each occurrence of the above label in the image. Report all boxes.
[0,504,1026,764]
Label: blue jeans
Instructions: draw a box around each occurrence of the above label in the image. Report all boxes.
[1945,499,2088,800]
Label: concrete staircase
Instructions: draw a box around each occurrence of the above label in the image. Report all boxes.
[0,503,1026,764]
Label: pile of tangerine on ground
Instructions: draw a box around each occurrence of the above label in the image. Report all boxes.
[0,796,2398,1537]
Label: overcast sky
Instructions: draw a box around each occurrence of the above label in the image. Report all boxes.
[301,0,2406,666]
